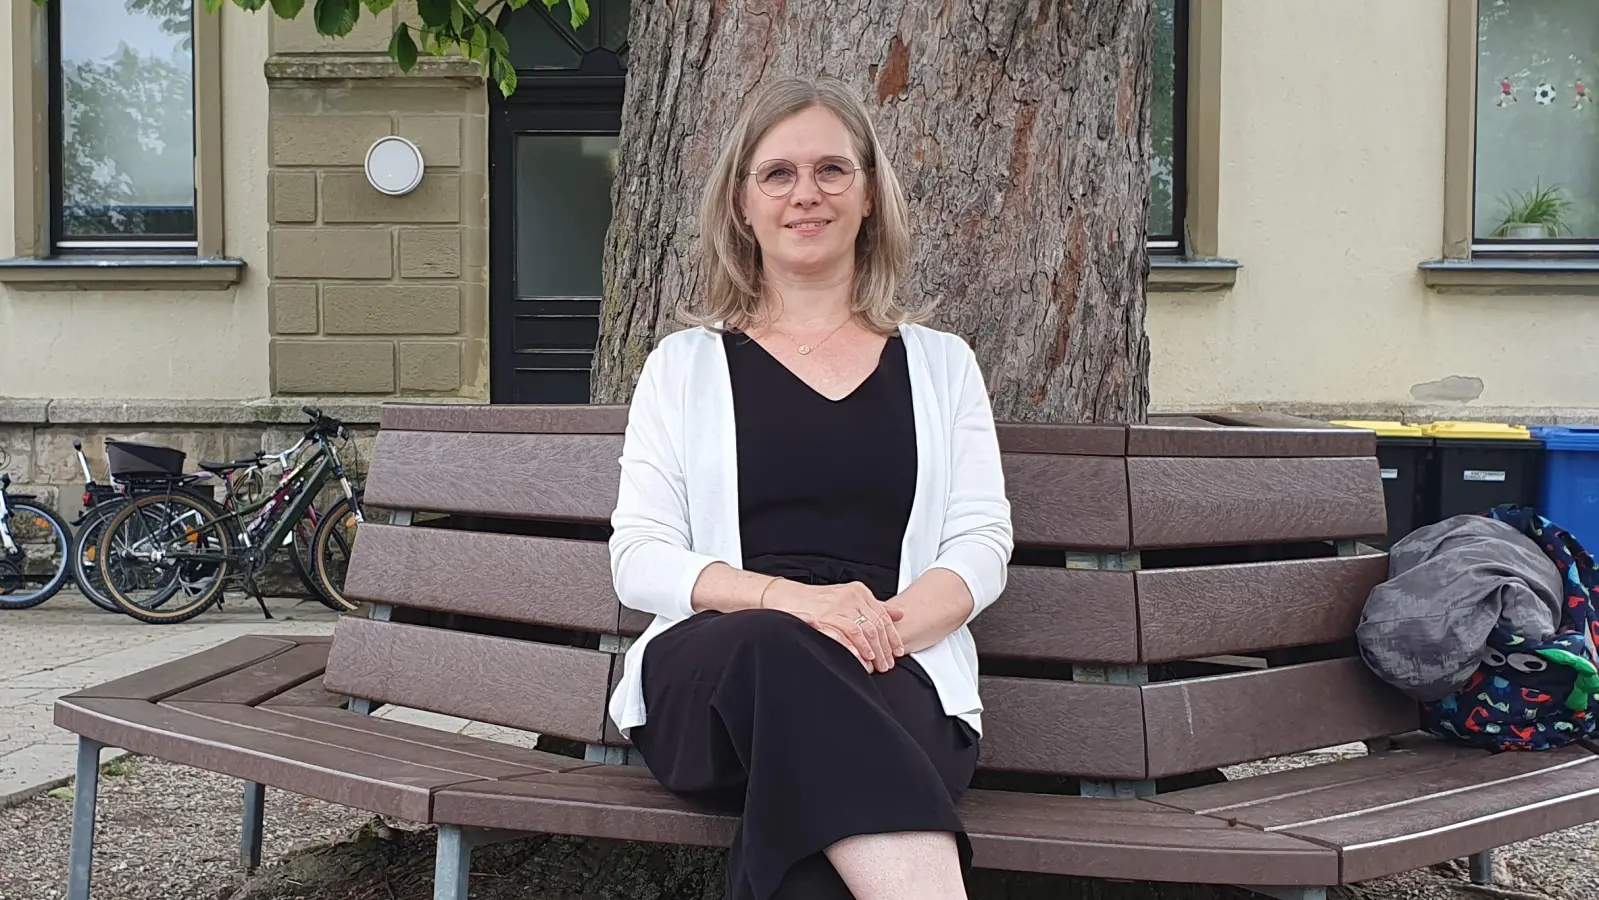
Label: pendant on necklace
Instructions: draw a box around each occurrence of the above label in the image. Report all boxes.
[797,345,812,355]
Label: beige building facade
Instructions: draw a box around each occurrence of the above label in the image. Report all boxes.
[2,0,1597,510]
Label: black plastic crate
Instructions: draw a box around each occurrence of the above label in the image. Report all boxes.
[105,440,186,478]
[1430,437,1544,522]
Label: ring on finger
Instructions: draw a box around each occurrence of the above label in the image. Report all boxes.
[854,615,869,625]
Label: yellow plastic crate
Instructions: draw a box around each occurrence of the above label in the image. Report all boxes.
[1329,420,1427,438]
[1421,421,1533,441]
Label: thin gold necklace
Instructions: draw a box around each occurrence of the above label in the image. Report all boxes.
[771,319,848,355]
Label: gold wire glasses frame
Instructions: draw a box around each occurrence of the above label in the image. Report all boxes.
[746,156,865,197]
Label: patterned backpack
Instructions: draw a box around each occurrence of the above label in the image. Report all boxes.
[1420,506,1599,751]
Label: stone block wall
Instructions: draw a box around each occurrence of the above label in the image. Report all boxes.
[266,10,489,400]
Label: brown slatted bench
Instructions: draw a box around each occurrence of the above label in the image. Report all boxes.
[54,405,1599,900]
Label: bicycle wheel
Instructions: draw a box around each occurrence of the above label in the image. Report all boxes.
[308,494,362,612]
[0,500,72,609]
[68,501,129,612]
[98,492,233,624]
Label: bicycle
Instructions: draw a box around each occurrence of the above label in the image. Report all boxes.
[69,440,234,613]
[0,472,73,609]
[96,407,368,624]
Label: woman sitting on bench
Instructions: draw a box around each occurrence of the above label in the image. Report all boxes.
[606,75,1013,900]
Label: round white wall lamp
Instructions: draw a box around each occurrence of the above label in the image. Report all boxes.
[364,136,426,196]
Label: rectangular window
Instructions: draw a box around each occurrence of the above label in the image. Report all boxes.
[1149,0,1189,252]
[49,0,198,253]
[1473,0,1599,251]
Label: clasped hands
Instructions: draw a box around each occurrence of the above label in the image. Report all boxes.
[761,578,905,672]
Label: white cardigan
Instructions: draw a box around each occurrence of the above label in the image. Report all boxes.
[606,322,1014,737]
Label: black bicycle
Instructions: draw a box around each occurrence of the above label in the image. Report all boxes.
[95,408,368,624]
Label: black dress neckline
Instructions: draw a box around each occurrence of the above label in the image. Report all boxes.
[729,332,896,405]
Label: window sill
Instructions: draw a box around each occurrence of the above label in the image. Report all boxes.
[1148,257,1240,293]
[1420,258,1599,295]
[0,256,245,291]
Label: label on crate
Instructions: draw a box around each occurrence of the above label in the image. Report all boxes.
[1463,469,1507,483]
[1380,468,1399,480]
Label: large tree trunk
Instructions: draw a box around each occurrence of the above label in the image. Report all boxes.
[594,0,1153,424]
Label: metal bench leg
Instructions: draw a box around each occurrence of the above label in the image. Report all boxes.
[1470,849,1494,884]
[67,737,103,900]
[435,825,472,900]
[241,781,265,872]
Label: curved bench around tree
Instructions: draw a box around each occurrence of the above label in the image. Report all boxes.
[55,406,1599,900]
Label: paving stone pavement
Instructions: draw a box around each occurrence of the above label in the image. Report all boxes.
[0,590,337,806]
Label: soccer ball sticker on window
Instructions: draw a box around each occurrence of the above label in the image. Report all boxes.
[1535,81,1558,106]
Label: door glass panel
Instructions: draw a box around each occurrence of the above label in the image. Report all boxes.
[514,134,619,297]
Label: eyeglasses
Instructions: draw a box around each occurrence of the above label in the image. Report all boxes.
[746,156,864,198]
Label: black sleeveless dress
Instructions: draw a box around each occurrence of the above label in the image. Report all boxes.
[629,332,980,900]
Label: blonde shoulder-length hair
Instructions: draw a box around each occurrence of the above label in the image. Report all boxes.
[685,76,921,334]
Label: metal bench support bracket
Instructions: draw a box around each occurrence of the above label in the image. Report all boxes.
[1243,887,1327,900]
[349,601,395,716]
[1066,555,1152,800]
[241,780,265,872]
[66,737,103,900]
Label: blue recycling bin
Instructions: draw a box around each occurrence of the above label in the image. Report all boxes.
[1533,426,1599,548]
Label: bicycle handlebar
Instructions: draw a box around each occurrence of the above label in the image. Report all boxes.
[301,405,348,441]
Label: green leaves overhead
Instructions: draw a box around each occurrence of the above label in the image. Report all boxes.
[313,0,359,38]
[31,0,596,97]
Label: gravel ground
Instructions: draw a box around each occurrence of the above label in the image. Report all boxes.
[0,753,1594,900]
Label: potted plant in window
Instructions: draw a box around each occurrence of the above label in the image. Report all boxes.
[1491,181,1573,239]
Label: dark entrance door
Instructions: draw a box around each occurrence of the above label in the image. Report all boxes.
[489,2,628,404]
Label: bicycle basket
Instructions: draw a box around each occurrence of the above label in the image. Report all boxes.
[105,440,187,478]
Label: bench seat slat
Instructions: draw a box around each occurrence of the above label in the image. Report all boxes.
[345,523,620,632]
[270,705,575,770]
[324,617,613,745]
[1280,748,1599,883]
[1136,553,1390,662]
[975,678,1146,779]
[54,698,499,821]
[1150,737,1486,814]
[1141,658,1419,779]
[1199,744,1596,832]
[432,771,1339,886]
[258,675,349,709]
[1129,456,1387,548]
[164,701,571,780]
[969,567,1138,663]
[163,643,331,706]
[61,635,298,702]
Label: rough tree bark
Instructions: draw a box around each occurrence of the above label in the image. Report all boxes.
[594,0,1153,424]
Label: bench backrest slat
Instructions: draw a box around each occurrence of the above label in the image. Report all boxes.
[1141,658,1420,778]
[967,566,1140,664]
[365,430,621,522]
[345,523,619,633]
[975,678,1148,779]
[1129,456,1387,547]
[324,617,615,744]
[1136,553,1388,663]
